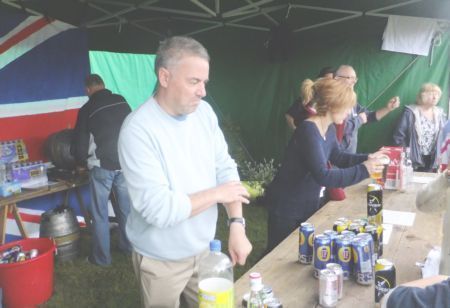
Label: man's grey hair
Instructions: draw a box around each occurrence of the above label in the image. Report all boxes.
[335,65,355,76]
[154,36,210,75]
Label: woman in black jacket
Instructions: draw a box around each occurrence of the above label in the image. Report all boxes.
[392,83,446,172]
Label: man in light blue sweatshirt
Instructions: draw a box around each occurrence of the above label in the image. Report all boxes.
[118,36,252,307]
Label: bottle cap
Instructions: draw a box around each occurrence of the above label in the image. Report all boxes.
[209,239,221,252]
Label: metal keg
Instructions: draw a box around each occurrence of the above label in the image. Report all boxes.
[40,206,81,262]
[44,129,77,170]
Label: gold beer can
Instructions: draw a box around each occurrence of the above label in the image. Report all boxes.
[367,184,383,225]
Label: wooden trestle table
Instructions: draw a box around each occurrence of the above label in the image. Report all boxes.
[234,172,442,307]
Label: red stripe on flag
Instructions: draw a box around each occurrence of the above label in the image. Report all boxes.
[6,211,41,224]
[0,109,79,161]
[0,17,53,55]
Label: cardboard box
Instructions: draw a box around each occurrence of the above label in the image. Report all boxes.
[382,146,404,190]
[0,140,28,164]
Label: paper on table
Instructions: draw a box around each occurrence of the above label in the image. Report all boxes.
[412,176,434,184]
[383,209,416,226]
[382,224,393,245]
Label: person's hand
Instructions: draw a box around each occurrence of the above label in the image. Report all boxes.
[363,156,385,175]
[358,112,367,124]
[214,181,250,205]
[368,148,390,160]
[228,223,252,266]
[386,96,400,111]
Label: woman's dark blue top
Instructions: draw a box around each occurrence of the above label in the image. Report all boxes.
[266,120,369,219]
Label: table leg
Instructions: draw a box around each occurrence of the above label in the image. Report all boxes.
[0,205,7,245]
[11,204,28,239]
[63,188,70,207]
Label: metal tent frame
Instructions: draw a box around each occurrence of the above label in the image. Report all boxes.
[2,0,447,38]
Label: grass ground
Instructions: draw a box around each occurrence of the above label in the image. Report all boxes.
[45,203,267,307]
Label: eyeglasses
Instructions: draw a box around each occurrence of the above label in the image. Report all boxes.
[422,91,441,97]
[336,75,358,82]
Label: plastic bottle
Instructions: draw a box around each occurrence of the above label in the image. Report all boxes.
[422,246,441,278]
[247,272,264,308]
[198,239,234,308]
[398,151,407,192]
[404,147,414,186]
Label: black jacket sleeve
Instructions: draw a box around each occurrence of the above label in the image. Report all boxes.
[392,107,413,147]
[355,103,377,123]
[70,104,90,166]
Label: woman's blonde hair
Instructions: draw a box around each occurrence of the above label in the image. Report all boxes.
[299,78,356,116]
[416,83,442,105]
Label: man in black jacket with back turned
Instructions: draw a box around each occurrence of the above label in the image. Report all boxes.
[71,74,132,266]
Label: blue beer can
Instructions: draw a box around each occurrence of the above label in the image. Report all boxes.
[335,235,352,280]
[351,237,374,285]
[340,230,356,239]
[357,232,375,266]
[298,222,315,264]
[314,234,332,278]
[1,245,21,258]
[323,230,338,263]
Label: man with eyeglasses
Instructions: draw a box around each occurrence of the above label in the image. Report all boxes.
[334,65,400,153]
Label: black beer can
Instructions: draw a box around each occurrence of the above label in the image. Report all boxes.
[375,259,396,303]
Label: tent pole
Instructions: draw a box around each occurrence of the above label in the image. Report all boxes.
[366,0,422,15]
[2,0,42,16]
[228,5,287,23]
[225,23,269,31]
[85,0,159,26]
[140,5,212,18]
[222,0,275,18]
[190,0,217,17]
[183,24,223,36]
[290,4,361,15]
[244,0,278,26]
[293,14,362,33]
[86,0,135,8]
[215,0,220,14]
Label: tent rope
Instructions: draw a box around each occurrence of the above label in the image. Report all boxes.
[366,55,419,107]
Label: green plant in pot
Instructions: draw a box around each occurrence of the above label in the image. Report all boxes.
[239,159,277,201]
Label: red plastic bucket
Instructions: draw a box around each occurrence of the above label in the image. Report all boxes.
[0,238,56,308]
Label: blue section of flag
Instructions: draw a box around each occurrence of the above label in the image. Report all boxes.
[0,12,90,104]
[0,10,26,37]
[5,185,90,243]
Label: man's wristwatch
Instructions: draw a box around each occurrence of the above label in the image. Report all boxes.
[227,217,246,228]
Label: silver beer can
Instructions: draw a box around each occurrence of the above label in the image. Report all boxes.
[319,269,338,307]
[326,263,344,300]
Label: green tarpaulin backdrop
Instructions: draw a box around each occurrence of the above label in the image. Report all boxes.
[88,31,449,163]
[89,51,157,110]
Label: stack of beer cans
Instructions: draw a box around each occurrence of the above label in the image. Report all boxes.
[298,183,396,304]
[0,245,38,264]
[299,219,382,285]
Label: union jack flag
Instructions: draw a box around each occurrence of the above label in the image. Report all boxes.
[0,11,90,242]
